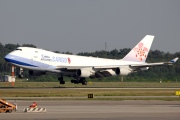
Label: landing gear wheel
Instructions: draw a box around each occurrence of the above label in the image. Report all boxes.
[58,76,65,84]
[81,78,87,85]
[71,78,87,85]
[83,81,87,85]
[60,80,65,84]
[8,110,12,113]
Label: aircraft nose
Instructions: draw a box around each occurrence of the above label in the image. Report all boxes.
[4,54,13,62]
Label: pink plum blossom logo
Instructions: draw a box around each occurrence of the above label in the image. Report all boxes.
[134,43,148,61]
[68,57,71,64]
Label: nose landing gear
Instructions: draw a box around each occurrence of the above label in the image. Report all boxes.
[58,76,65,84]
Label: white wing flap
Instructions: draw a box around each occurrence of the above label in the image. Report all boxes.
[131,62,166,67]
[131,58,178,67]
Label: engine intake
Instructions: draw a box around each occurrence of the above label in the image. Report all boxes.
[29,70,46,76]
[76,69,92,77]
[115,67,131,76]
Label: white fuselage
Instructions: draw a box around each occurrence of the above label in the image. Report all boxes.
[4,47,142,71]
[4,35,177,81]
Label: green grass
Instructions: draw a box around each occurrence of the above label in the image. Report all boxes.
[0,88,179,97]
[0,82,180,100]
[1,81,180,88]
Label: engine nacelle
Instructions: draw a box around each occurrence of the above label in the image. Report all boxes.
[29,70,46,76]
[140,67,149,71]
[115,67,132,76]
[76,69,93,77]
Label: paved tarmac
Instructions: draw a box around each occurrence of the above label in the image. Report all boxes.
[0,100,179,120]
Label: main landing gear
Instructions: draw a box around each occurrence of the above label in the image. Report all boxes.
[58,76,87,85]
[71,78,87,85]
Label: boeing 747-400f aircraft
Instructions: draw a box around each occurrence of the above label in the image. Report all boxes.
[4,35,178,85]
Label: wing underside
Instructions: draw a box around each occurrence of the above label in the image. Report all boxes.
[53,58,178,78]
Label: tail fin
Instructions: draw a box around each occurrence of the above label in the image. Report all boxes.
[123,35,154,62]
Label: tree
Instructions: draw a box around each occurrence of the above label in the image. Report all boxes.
[22,44,36,48]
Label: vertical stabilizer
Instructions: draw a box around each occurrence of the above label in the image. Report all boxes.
[123,35,154,62]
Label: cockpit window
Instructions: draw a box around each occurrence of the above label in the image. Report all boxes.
[15,48,22,51]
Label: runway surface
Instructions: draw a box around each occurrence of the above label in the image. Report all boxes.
[0,100,179,120]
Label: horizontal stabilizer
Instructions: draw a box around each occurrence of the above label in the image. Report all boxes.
[170,58,179,63]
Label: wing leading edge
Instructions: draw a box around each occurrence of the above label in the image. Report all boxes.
[55,58,178,70]
[130,57,179,68]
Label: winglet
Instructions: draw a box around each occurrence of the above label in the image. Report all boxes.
[170,58,179,63]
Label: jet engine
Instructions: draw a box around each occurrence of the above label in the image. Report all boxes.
[115,67,132,76]
[140,67,149,71]
[76,69,93,77]
[29,70,46,76]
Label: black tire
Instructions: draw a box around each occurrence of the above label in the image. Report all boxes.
[84,81,87,85]
[1,106,5,108]
[81,78,87,85]
[82,81,87,85]
[8,110,12,113]
[74,80,79,84]
[60,81,65,84]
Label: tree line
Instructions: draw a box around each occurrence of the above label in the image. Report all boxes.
[0,42,179,82]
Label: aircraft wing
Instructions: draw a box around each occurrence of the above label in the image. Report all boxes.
[130,57,179,68]
[51,57,178,79]
[55,66,92,70]
[55,65,122,70]
[55,58,178,71]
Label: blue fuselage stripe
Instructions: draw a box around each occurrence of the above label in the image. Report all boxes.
[4,58,38,67]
